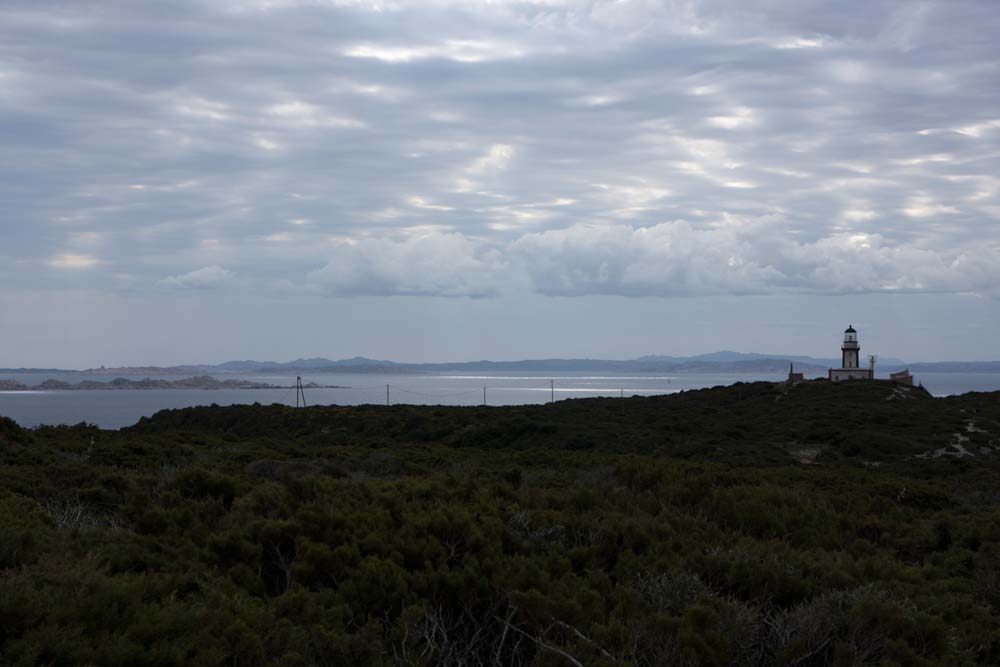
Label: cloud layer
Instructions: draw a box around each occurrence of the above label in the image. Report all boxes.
[2,0,999,299]
[303,218,1000,298]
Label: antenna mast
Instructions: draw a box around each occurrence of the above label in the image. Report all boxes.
[295,376,307,408]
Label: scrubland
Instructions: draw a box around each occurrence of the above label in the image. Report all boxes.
[2,380,999,666]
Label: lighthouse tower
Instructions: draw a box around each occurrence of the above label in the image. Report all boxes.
[841,325,860,369]
[828,324,874,382]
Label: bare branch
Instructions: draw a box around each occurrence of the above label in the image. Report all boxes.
[503,622,585,667]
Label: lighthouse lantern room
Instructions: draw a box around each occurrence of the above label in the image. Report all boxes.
[828,325,874,382]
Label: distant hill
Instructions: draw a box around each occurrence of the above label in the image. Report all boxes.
[213,357,403,372]
[642,350,907,367]
[124,378,987,466]
[0,376,327,391]
[73,356,830,375]
[16,353,989,377]
[70,357,406,376]
[902,361,1000,373]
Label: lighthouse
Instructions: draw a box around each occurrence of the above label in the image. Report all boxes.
[841,325,859,369]
[828,325,874,382]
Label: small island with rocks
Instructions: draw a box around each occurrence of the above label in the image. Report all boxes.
[0,376,344,391]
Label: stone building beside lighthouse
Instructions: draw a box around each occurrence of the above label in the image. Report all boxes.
[828,325,874,382]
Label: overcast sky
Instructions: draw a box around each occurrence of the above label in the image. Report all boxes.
[2,0,999,367]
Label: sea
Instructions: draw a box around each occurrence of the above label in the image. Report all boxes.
[1,370,999,429]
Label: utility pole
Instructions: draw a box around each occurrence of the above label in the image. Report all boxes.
[295,376,307,408]
[483,386,487,406]
[386,384,390,406]
[550,379,554,403]
[620,388,624,399]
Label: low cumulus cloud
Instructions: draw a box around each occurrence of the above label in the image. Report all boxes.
[157,266,237,290]
[302,218,1000,298]
[2,0,998,299]
[308,233,507,297]
[513,220,1000,297]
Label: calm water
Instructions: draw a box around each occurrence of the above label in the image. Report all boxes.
[0,370,997,429]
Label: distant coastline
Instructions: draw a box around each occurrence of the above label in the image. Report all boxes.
[0,376,344,391]
[5,351,1000,376]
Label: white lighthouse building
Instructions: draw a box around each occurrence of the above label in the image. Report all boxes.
[828,325,874,382]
